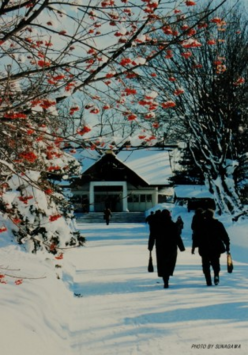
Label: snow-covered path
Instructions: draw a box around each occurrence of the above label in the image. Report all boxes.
[1,209,248,355]
[66,219,248,355]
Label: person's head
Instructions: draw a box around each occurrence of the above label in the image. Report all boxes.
[155,209,161,215]
[204,209,215,219]
[195,208,203,216]
[150,211,154,215]
[161,209,171,218]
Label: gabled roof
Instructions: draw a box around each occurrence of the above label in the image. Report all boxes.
[77,148,173,186]
[80,151,149,186]
[75,149,101,172]
[117,148,172,185]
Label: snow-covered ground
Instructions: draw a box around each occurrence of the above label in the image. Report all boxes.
[0,206,248,355]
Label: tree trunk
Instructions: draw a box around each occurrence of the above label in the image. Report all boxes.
[203,162,243,215]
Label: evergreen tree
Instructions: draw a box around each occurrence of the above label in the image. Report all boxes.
[170,144,204,185]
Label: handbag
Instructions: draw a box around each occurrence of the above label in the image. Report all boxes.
[227,252,234,273]
[148,251,154,272]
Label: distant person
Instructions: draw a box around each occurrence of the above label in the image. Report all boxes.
[175,216,184,236]
[148,209,185,289]
[195,209,230,286]
[103,207,112,225]
[191,208,204,255]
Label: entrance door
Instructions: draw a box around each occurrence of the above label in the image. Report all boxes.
[89,182,128,212]
[94,186,123,212]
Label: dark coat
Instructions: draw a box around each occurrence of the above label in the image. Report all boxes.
[146,213,154,226]
[191,212,205,249]
[198,218,230,257]
[176,216,184,235]
[148,215,185,277]
[104,208,112,220]
[148,212,161,237]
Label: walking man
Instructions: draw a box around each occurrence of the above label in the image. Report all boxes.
[195,209,230,286]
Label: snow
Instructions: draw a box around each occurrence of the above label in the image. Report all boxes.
[174,185,213,198]
[1,205,248,355]
[115,148,172,185]
[77,148,173,185]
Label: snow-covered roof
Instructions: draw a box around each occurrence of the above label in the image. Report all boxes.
[117,148,172,185]
[75,148,173,186]
[74,148,172,185]
[174,185,213,198]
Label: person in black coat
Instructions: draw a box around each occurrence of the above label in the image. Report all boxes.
[175,215,184,236]
[191,208,204,254]
[146,211,154,227]
[195,209,230,286]
[148,209,185,288]
[103,207,112,225]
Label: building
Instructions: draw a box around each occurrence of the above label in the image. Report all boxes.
[70,147,175,212]
[174,185,216,211]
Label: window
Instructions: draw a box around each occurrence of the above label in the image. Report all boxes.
[146,194,152,202]
[139,194,152,203]
[128,194,139,202]
[128,195,133,202]
[132,194,139,202]
[140,195,146,202]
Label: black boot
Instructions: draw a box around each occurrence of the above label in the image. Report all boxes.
[163,276,169,289]
[205,272,212,286]
[214,274,219,285]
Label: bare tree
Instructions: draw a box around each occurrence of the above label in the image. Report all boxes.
[134,4,248,214]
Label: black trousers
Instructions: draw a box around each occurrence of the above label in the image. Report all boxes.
[201,255,220,276]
